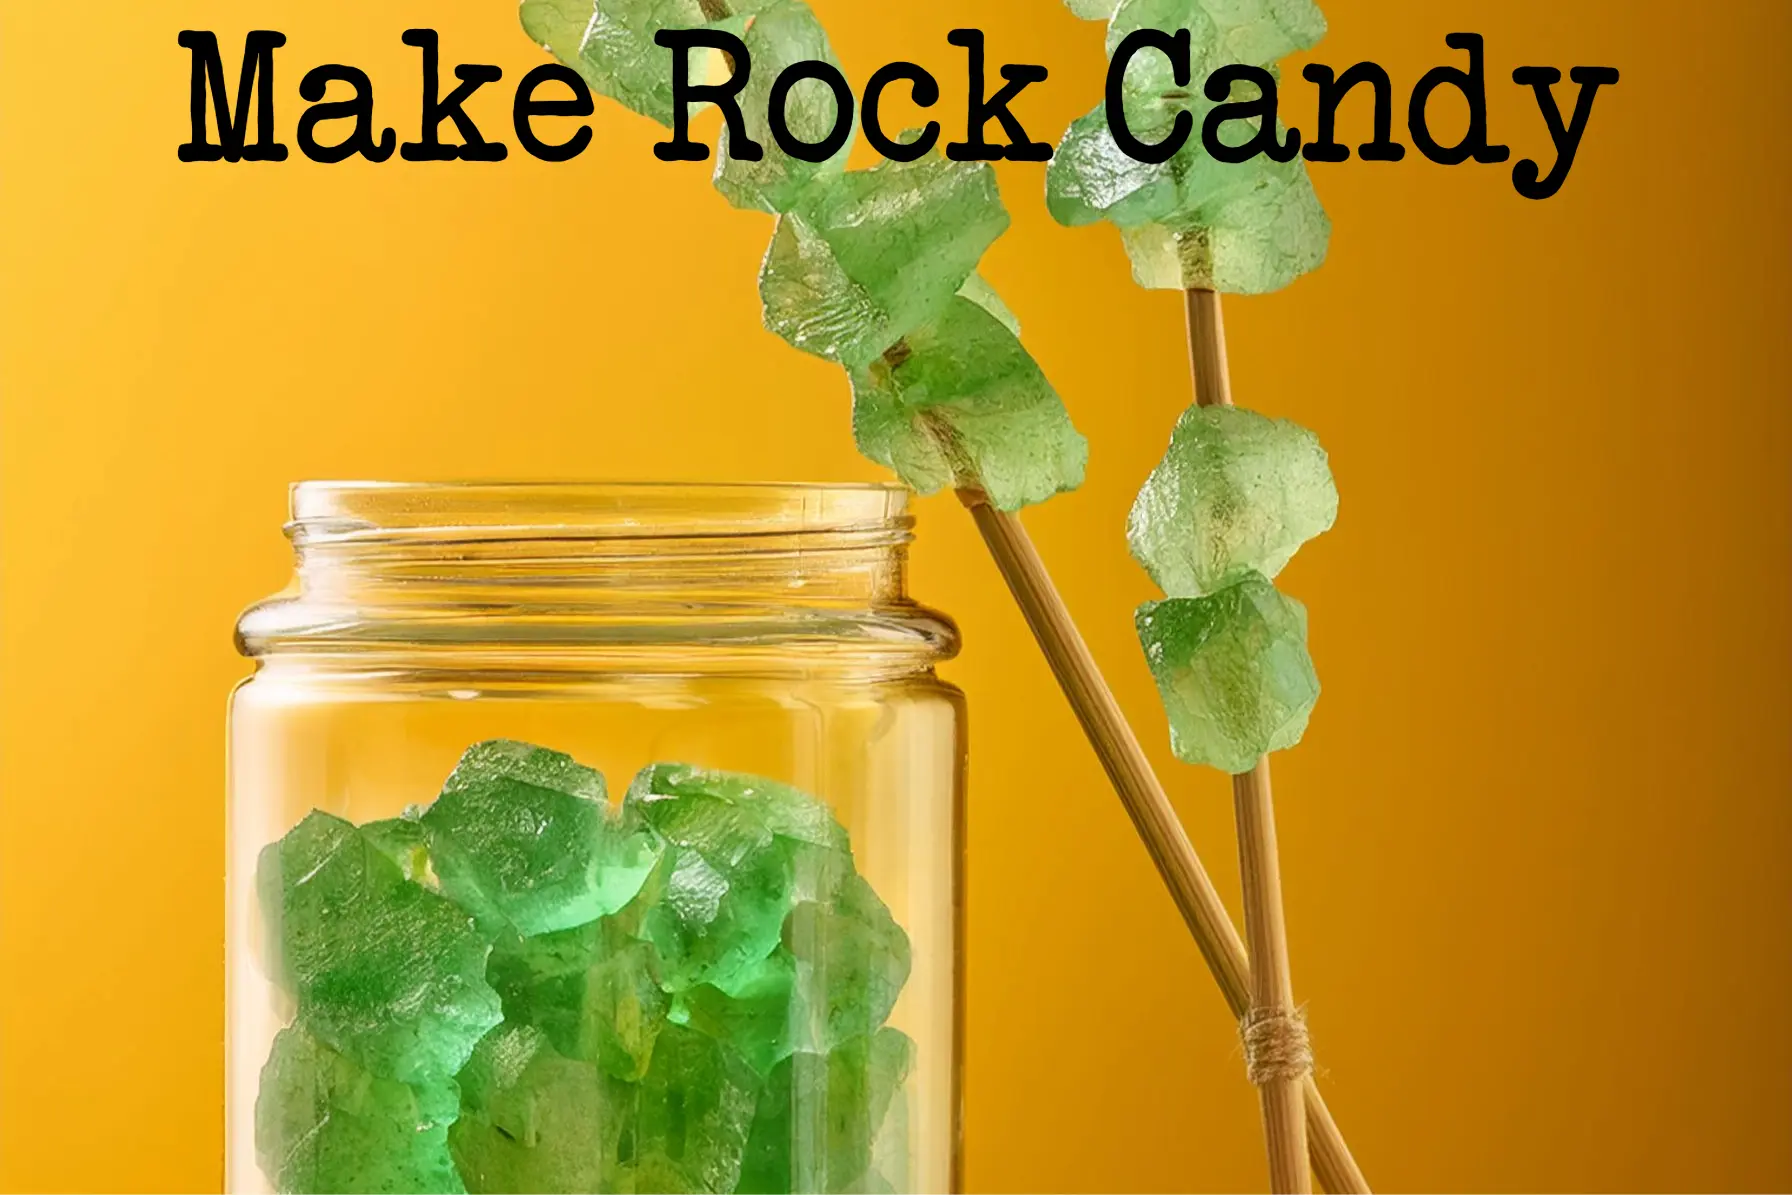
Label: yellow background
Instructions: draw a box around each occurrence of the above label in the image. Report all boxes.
[2,0,1788,1190]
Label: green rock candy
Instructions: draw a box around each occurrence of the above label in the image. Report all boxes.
[676,870,910,1074]
[1107,0,1325,83]
[487,918,670,1081]
[520,0,749,129]
[625,763,850,991]
[714,1,852,214]
[759,153,1010,370]
[361,813,431,884]
[423,740,663,937]
[1117,146,1330,294]
[1128,403,1337,597]
[1046,103,1184,230]
[257,811,503,1084]
[782,874,912,1048]
[1136,573,1320,773]
[849,297,1089,510]
[635,763,850,855]
[256,1024,465,1195]
[1048,0,1332,294]
[1064,0,1124,19]
[450,1023,634,1194]
[633,1022,764,1192]
[673,948,803,1074]
[736,1028,916,1195]
[259,752,916,1193]
[955,273,1022,336]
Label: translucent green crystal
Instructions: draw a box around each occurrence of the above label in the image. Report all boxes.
[1064,0,1123,19]
[1136,574,1319,773]
[257,812,502,1083]
[759,155,1010,369]
[521,0,748,129]
[450,1023,634,1194]
[676,868,910,1074]
[1049,105,1331,293]
[423,740,663,937]
[1046,104,1183,230]
[849,296,1088,510]
[1128,403,1337,597]
[714,1,852,214]
[256,1025,465,1195]
[259,752,918,1193]
[674,948,802,1073]
[633,1022,764,1192]
[486,918,670,1081]
[635,763,850,854]
[1107,0,1325,81]
[955,273,1021,337]
[737,1028,916,1195]
[361,813,430,884]
[783,874,911,1047]
[625,763,850,991]
[1119,145,1330,293]
[1050,0,1332,294]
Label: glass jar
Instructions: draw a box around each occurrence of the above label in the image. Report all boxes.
[228,482,964,1195]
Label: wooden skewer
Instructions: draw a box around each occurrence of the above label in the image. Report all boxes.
[954,484,1369,1193]
[1185,286,1315,1194]
[1234,758,1310,1193]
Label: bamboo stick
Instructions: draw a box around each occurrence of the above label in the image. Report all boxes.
[1185,287,1318,1194]
[1234,759,1310,1193]
[953,489,1368,1193]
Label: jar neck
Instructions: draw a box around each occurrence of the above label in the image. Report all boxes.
[237,482,958,676]
[290,481,911,604]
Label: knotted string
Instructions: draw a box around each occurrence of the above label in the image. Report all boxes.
[1240,1006,1314,1086]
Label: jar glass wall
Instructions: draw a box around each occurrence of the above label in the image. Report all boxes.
[227,483,964,1194]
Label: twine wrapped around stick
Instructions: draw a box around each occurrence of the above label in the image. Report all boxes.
[1241,1006,1315,1086]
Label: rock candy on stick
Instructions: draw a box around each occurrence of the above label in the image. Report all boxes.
[1171,287,1335,1195]
[714,0,853,214]
[520,0,749,129]
[759,153,1010,370]
[1136,575,1319,773]
[1049,0,1332,295]
[849,297,1089,511]
[1128,403,1338,597]
[1048,0,1366,1185]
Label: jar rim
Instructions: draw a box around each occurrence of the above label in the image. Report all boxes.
[289,480,912,545]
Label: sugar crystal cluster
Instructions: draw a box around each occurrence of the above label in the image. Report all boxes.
[527,0,1087,510]
[1049,0,1332,293]
[255,742,914,1193]
[1125,407,1338,773]
[1128,404,1337,597]
[1046,0,1342,772]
